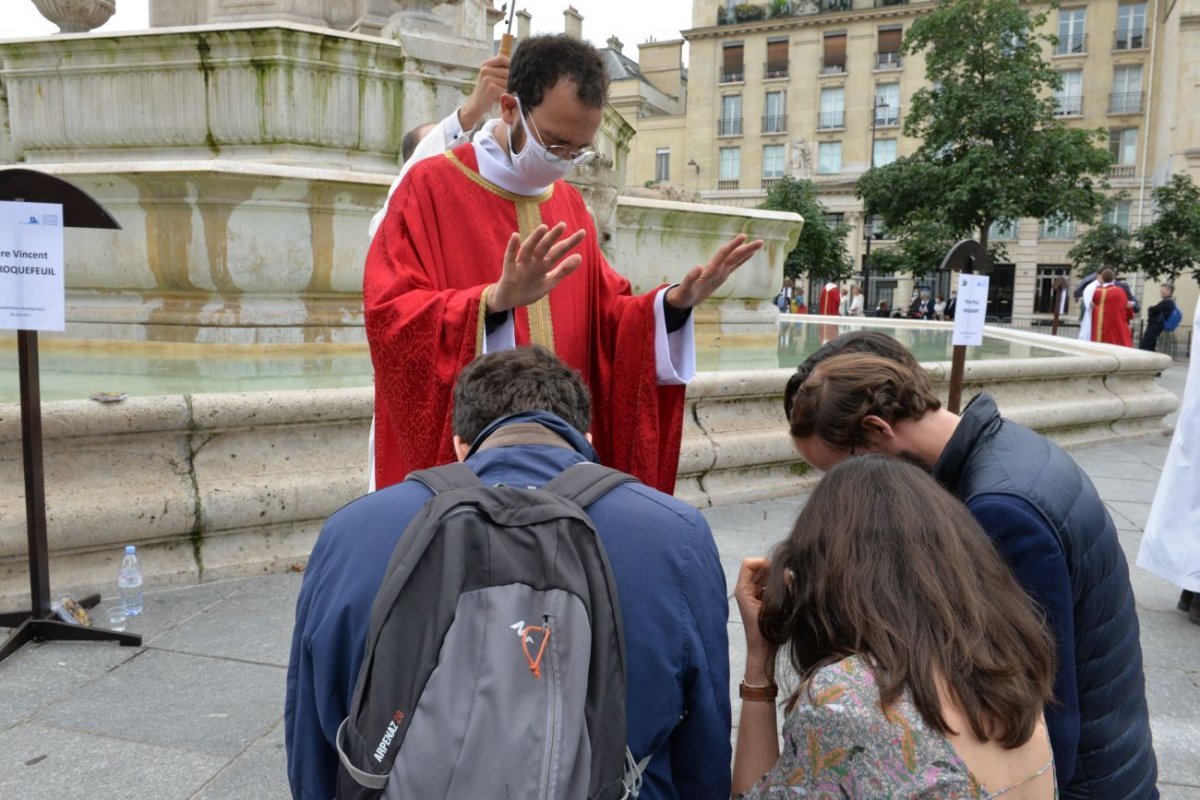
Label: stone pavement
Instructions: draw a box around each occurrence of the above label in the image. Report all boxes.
[1,367,1196,800]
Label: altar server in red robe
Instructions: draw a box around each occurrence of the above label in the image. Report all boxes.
[1091,268,1134,347]
[365,35,763,493]
[818,281,841,315]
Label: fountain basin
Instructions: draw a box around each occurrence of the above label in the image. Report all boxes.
[0,318,1175,602]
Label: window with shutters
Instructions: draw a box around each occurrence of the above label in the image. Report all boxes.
[819,87,845,129]
[876,27,903,69]
[1109,65,1142,113]
[1115,4,1146,49]
[1056,8,1086,54]
[655,148,670,183]
[763,91,787,133]
[766,39,789,79]
[875,83,900,126]
[818,142,842,175]
[722,43,744,83]
[718,147,741,190]
[719,94,743,136]
[762,145,786,185]
[1054,70,1083,116]
[822,33,847,75]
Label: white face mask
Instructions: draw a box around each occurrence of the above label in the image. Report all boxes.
[507,97,575,188]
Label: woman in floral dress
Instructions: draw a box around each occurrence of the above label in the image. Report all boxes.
[732,456,1058,799]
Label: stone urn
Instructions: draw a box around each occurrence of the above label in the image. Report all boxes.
[31,0,115,33]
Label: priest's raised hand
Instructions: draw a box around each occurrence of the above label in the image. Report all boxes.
[486,222,586,313]
[665,234,765,310]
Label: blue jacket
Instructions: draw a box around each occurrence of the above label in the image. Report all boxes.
[934,394,1157,799]
[284,414,732,800]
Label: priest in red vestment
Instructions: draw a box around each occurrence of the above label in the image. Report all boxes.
[1091,268,1134,347]
[365,35,763,493]
[818,282,841,315]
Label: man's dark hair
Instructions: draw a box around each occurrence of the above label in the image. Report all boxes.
[508,34,610,109]
[401,122,436,163]
[452,346,592,444]
[783,330,922,421]
[1100,268,1116,283]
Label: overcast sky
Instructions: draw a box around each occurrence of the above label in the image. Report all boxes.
[3,1,694,63]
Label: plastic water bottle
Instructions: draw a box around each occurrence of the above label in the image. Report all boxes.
[117,545,144,616]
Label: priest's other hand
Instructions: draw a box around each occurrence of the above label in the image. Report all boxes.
[665,234,765,310]
[459,55,510,132]
[488,222,586,313]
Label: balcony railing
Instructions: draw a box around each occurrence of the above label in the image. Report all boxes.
[875,0,908,5]
[1114,31,1146,50]
[874,107,901,126]
[716,179,740,191]
[718,117,743,136]
[1109,92,1143,114]
[1109,164,1136,179]
[818,110,845,129]
[1054,33,1087,55]
[716,0,850,25]
[764,61,789,79]
[763,114,787,133]
[875,51,902,70]
[761,177,783,191]
[720,68,744,83]
[820,57,847,75]
[1053,95,1083,116]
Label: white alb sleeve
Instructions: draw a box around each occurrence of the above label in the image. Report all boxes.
[654,286,696,385]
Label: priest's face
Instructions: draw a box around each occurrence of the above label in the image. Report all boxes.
[503,79,603,161]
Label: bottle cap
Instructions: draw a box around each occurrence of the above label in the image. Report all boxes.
[125,545,136,554]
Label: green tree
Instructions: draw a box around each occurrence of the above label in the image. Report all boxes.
[760,176,854,282]
[1068,222,1136,278]
[1135,173,1200,283]
[855,0,1113,274]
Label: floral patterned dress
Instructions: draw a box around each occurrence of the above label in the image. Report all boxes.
[738,656,1056,799]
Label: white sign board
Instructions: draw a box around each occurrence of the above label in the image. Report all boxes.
[0,201,66,332]
[951,273,990,347]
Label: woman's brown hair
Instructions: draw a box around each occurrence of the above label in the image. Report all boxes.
[758,455,1056,749]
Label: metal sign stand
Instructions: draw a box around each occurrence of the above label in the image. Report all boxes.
[939,240,993,414]
[0,169,141,663]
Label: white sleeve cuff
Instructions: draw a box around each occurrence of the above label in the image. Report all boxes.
[481,311,516,354]
[654,286,696,386]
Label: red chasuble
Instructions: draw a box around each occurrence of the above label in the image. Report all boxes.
[1091,284,1134,347]
[818,284,841,316]
[364,143,686,493]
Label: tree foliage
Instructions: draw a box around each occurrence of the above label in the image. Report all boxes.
[855,0,1112,274]
[1068,222,1136,278]
[761,176,854,282]
[1135,173,1200,283]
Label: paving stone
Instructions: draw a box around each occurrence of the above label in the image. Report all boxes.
[190,720,289,800]
[1138,612,1200,672]
[36,649,284,758]
[1089,476,1161,504]
[0,721,224,800]
[1106,500,1154,531]
[1073,454,1160,480]
[148,573,301,667]
[1158,784,1200,800]
[1144,667,1200,788]
[0,639,141,731]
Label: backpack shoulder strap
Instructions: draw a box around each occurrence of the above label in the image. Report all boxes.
[543,462,636,509]
[406,462,482,495]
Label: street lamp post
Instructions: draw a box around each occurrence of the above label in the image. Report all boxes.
[863,99,889,311]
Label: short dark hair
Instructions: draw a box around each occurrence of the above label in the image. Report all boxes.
[452,346,591,444]
[783,331,921,420]
[758,455,1055,747]
[1100,268,1116,283]
[789,353,941,448]
[508,34,609,110]
[401,122,436,163]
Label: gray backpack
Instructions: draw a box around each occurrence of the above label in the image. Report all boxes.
[335,461,649,800]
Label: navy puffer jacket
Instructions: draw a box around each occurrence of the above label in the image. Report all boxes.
[933,394,1157,799]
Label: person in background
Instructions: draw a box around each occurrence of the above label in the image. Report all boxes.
[731,456,1056,798]
[793,287,806,314]
[874,299,890,318]
[1139,283,1178,352]
[847,285,865,317]
[782,340,1159,797]
[934,294,947,320]
[1138,300,1200,625]
[1090,268,1134,347]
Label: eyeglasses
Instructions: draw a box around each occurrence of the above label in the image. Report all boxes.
[523,109,600,167]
